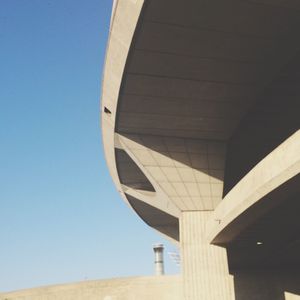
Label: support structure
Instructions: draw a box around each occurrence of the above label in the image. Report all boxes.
[180,211,233,300]
[102,0,300,299]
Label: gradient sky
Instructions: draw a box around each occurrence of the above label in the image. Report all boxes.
[0,0,179,292]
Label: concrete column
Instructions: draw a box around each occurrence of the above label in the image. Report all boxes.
[180,211,234,300]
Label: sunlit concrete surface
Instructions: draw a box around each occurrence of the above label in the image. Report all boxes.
[285,292,300,300]
[0,276,182,300]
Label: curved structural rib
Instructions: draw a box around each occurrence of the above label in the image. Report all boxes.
[102,0,181,242]
[207,130,300,244]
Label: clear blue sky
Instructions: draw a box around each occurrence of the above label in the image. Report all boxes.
[0,0,178,292]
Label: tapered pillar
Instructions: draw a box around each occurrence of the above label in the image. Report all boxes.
[180,211,234,300]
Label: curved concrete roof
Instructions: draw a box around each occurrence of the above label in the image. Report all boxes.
[102,0,300,248]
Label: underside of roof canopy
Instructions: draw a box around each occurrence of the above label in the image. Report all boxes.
[102,0,300,267]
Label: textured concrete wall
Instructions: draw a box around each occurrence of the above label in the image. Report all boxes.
[0,275,182,300]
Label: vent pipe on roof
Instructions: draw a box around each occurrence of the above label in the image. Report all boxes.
[153,243,164,276]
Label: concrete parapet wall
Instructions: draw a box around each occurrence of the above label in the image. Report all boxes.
[0,275,182,300]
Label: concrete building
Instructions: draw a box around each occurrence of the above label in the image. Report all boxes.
[101,0,300,299]
[3,0,300,299]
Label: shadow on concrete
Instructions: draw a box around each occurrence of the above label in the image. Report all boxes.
[232,269,300,300]
[226,174,300,299]
[115,148,156,192]
[125,193,179,241]
[224,52,300,196]
[118,133,225,183]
